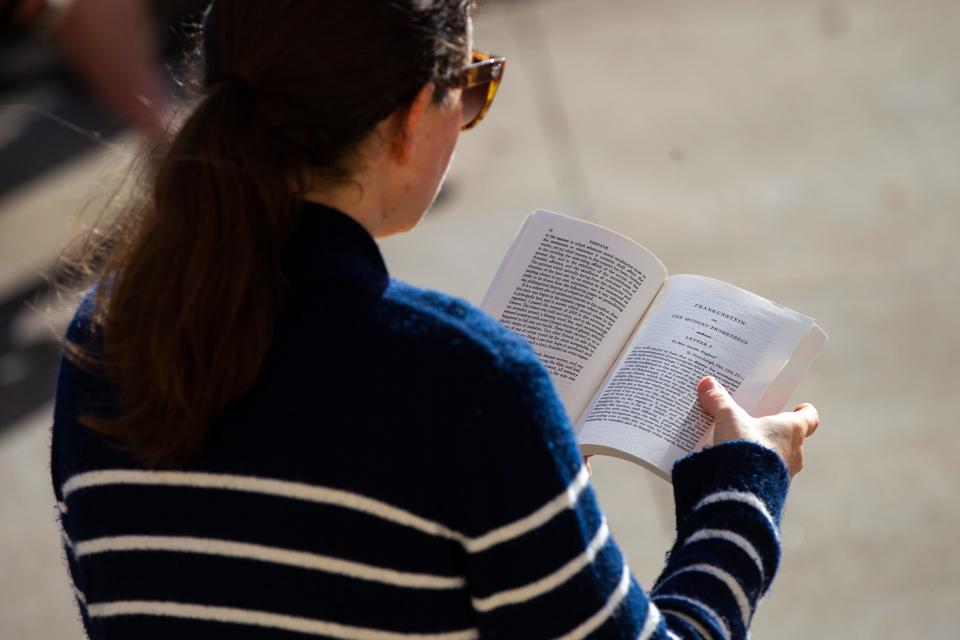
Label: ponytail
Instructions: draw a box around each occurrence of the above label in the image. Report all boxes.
[65,0,473,467]
[78,83,300,467]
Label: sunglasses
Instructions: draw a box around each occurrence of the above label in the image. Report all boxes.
[457,50,506,131]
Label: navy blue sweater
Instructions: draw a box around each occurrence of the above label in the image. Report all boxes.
[51,201,790,639]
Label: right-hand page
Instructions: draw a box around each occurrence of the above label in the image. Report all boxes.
[575,274,825,480]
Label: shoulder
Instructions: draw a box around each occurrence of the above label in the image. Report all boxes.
[63,287,101,350]
[56,286,108,396]
[53,287,131,479]
[57,288,105,389]
[372,279,555,401]
[377,278,541,374]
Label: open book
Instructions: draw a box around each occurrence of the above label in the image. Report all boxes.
[481,210,827,481]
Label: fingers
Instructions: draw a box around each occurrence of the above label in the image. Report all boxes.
[697,376,743,422]
[792,403,820,437]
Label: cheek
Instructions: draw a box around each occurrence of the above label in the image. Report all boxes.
[421,118,459,204]
[432,138,459,204]
[437,129,459,181]
[436,106,462,178]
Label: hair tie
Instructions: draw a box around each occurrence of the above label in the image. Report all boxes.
[208,71,255,93]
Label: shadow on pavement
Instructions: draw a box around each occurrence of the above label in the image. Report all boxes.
[0,280,62,436]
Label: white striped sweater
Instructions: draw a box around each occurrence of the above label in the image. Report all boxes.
[51,203,790,639]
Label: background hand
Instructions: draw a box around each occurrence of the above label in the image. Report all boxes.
[50,0,169,133]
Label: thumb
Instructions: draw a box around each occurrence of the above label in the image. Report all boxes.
[697,376,741,422]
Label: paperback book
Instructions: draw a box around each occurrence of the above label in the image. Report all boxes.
[481,210,827,480]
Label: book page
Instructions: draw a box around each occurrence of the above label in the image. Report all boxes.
[481,210,668,422]
[753,323,827,417]
[576,275,817,480]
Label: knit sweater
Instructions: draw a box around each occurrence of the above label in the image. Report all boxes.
[51,201,791,639]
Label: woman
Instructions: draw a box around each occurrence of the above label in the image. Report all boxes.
[52,1,819,638]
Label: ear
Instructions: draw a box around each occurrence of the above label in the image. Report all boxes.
[387,83,437,163]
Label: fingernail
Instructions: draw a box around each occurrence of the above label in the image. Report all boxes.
[700,376,717,391]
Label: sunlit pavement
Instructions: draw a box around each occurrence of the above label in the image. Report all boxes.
[2,1,958,637]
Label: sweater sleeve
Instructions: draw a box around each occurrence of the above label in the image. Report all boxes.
[451,336,790,639]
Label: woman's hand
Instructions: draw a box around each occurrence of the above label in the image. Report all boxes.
[697,376,820,476]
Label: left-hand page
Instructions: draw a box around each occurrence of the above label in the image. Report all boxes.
[481,210,669,422]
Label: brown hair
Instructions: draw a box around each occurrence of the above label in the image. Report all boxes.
[65,0,472,467]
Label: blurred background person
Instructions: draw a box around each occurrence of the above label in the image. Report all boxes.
[1,0,169,133]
